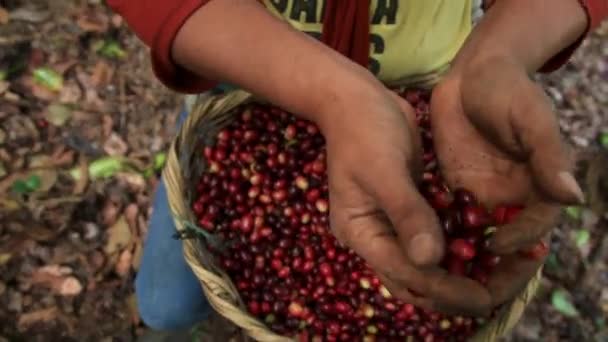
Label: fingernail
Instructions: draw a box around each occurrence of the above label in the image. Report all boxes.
[558,171,585,204]
[408,233,441,266]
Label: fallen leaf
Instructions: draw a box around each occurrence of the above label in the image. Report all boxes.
[73,155,88,194]
[102,199,120,226]
[574,229,590,248]
[565,206,582,220]
[10,179,30,194]
[0,198,20,211]
[24,225,60,242]
[0,7,9,24]
[76,12,109,32]
[90,60,114,87]
[124,203,139,232]
[551,289,580,317]
[74,67,106,110]
[70,156,126,180]
[10,8,50,23]
[58,276,83,296]
[30,169,58,193]
[104,215,132,255]
[17,307,58,331]
[600,132,608,149]
[33,67,63,92]
[117,172,146,192]
[102,115,113,138]
[46,103,72,126]
[24,174,41,191]
[30,265,82,296]
[59,80,82,104]
[33,265,72,278]
[544,253,561,274]
[154,152,167,171]
[138,214,148,239]
[97,40,127,59]
[53,60,78,75]
[49,147,75,167]
[23,77,57,101]
[29,154,52,168]
[103,133,128,156]
[0,253,12,265]
[89,250,106,273]
[126,294,140,325]
[132,242,143,271]
[115,249,132,277]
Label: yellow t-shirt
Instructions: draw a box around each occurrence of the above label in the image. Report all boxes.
[262,0,476,87]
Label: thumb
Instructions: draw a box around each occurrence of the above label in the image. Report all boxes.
[376,169,446,267]
[463,74,584,205]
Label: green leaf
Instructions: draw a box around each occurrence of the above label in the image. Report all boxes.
[574,229,590,248]
[545,253,561,273]
[91,39,105,52]
[99,40,127,59]
[142,167,154,179]
[24,174,41,191]
[551,289,579,317]
[565,206,582,220]
[153,152,166,171]
[70,156,125,181]
[88,157,125,179]
[33,67,63,91]
[11,180,30,194]
[600,132,608,149]
[10,175,42,194]
[0,70,6,81]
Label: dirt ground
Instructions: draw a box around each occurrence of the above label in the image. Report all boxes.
[0,1,606,341]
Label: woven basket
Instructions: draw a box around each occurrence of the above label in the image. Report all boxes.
[163,83,543,341]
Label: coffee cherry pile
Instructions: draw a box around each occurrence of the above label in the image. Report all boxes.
[191,91,545,341]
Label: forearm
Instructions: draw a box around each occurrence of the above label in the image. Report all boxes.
[453,0,587,72]
[172,0,384,128]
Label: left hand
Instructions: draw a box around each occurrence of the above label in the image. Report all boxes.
[430,55,584,306]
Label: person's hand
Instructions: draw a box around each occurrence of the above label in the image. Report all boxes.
[431,55,584,307]
[317,87,492,316]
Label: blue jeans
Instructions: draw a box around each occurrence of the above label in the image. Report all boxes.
[136,84,237,330]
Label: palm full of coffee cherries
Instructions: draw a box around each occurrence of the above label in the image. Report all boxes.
[190,90,547,342]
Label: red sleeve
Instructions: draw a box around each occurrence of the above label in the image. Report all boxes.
[107,0,217,93]
[540,0,608,72]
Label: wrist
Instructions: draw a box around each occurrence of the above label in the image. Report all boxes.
[309,67,388,133]
[453,0,587,73]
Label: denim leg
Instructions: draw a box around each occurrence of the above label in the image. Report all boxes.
[135,109,212,331]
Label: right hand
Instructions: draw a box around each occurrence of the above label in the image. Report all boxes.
[318,87,492,316]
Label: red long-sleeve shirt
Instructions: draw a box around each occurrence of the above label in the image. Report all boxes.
[107,0,608,94]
